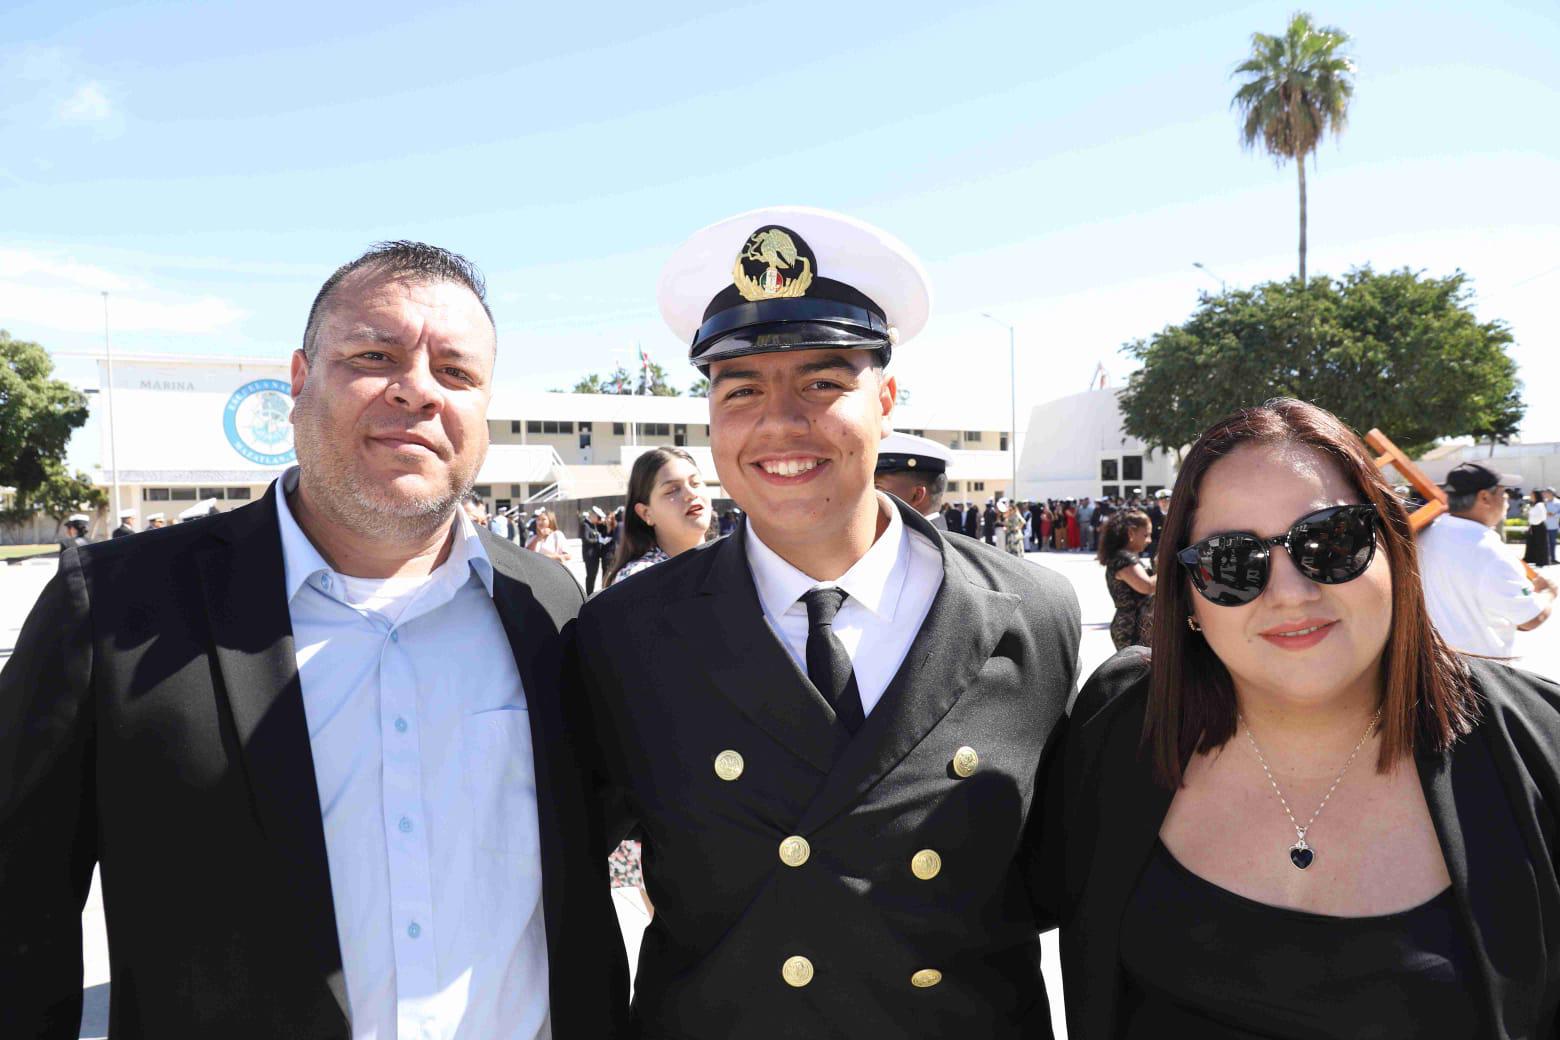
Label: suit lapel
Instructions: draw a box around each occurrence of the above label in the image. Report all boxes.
[797,505,1020,832]
[195,484,348,1020]
[663,524,845,775]
[1418,727,1541,1036]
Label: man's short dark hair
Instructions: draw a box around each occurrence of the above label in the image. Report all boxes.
[302,241,494,361]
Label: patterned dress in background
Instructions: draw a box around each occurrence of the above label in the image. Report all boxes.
[1004,511,1027,557]
[1105,549,1154,651]
[606,545,671,890]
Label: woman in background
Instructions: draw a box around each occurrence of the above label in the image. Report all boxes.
[1098,508,1155,650]
[524,510,570,562]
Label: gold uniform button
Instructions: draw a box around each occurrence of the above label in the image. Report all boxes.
[911,968,943,988]
[782,955,815,987]
[779,835,811,868]
[952,746,979,778]
[910,849,942,880]
[714,750,745,781]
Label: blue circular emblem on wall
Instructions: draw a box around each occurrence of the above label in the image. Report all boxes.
[223,379,296,465]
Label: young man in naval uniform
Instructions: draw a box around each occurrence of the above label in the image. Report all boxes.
[875,430,953,532]
[574,207,1081,1037]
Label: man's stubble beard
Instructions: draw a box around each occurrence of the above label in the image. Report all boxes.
[291,392,481,543]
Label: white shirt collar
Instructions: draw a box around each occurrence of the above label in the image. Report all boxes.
[273,467,494,602]
[745,492,909,622]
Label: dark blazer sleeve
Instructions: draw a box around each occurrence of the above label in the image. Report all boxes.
[0,552,100,1039]
[567,604,639,854]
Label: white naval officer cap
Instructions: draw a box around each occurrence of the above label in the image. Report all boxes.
[658,206,931,372]
[68,513,91,524]
[876,431,953,477]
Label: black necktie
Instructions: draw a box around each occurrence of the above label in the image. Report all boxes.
[801,587,864,735]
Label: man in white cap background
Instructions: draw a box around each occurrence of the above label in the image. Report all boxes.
[875,430,953,531]
[57,514,91,552]
[1418,460,1554,656]
[111,508,138,539]
[575,207,1081,1037]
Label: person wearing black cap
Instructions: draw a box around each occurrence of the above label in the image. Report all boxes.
[1418,460,1554,656]
[57,514,91,552]
[874,431,952,530]
[574,206,1080,1038]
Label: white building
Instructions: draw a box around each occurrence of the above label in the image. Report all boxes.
[73,353,1021,523]
[1016,387,1176,501]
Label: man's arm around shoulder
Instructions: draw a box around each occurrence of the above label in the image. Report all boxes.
[0,552,100,1038]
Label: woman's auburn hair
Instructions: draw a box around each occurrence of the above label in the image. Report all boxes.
[1144,398,1477,788]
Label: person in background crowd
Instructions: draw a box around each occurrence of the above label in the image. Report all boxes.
[597,446,712,912]
[1060,398,1560,1038]
[580,506,610,595]
[0,240,627,1038]
[1097,508,1155,650]
[111,509,137,539]
[964,499,979,538]
[982,498,998,544]
[1065,499,1081,551]
[605,446,711,588]
[57,514,91,552]
[1147,489,1170,557]
[525,509,570,562]
[1037,501,1052,549]
[485,503,511,540]
[1524,489,1553,568]
[1000,497,1026,557]
[1545,486,1559,567]
[1418,461,1554,657]
[1079,496,1096,553]
[143,512,167,530]
[873,431,952,530]
[460,491,487,527]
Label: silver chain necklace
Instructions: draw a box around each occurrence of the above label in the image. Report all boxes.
[1239,708,1382,870]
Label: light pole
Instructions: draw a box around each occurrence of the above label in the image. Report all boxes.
[1192,261,1227,293]
[980,313,1018,501]
[101,291,122,526]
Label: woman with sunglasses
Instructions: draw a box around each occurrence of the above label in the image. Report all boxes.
[1056,399,1560,1039]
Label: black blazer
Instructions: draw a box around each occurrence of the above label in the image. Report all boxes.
[574,503,1081,1038]
[0,482,628,1039]
[1058,649,1560,1039]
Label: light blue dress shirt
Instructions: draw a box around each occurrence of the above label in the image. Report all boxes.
[275,469,550,1040]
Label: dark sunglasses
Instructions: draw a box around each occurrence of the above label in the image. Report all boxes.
[1176,503,1379,607]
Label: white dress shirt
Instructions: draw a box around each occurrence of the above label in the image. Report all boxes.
[275,469,550,1040]
[1418,513,1542,658]
[745,494,942,716]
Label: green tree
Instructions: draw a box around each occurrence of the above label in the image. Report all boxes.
[1,330,92,496]
[1232,12,1355,282]
[1118,268,1524,459]
[2,457,105,527]
[688,376,710,398]
[568,362,682,397]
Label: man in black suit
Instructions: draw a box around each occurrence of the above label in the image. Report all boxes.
[0,243,626,1039]
[963,500,979,538]
[576,208,1080,1037]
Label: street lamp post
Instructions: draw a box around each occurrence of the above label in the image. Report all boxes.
[1192,261,1227,293]
[980,313,1018,501]
[101,291,122,526]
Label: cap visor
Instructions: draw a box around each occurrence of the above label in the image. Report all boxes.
[693,321,888,369]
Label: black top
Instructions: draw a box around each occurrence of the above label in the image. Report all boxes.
[1104,551,1148,611]
[1056,649,1560,1040]
[1117,840,1479,1039]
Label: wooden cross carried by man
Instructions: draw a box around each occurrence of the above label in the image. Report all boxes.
[1364,428,1447,534]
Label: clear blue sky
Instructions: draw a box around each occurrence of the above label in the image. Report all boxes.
[5,0,1558,440]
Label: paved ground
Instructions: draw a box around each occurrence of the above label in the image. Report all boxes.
[3,540,1555,1038]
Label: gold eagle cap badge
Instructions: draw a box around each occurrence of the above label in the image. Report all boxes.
[733,226,814,301]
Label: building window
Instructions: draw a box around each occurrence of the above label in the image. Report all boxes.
[198,487,225,501]
[226,487,252,500]
[170,488,197,501]
[1123,455,1143,481]
[475,485,493,498]
[511,420,521,434]
[1101,459,1119,481]
[526,420,542,434]
[143,487,170,501]
[510,484,522,498]
[674,423,687,447]
[580,431,592,449]
[1102,484,1120,498]
[613,422,625,435]
[972,481,986,492]
[999,433,1009,451]
[579,421,592,432]
[1147,485,1165,497]
[965,431,983,442]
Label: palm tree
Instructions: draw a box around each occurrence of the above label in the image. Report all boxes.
[1232,12,1355,283]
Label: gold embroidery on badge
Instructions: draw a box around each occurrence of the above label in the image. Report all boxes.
[733,228,813,301]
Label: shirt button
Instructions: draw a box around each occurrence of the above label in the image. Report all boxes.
[394,717,409,734]
[398,816,413,834]
[407,922,421,939]
[390,630,399,643]
[319,574,331,591]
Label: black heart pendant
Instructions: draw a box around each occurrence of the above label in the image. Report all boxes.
[1289,842,1314,870]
